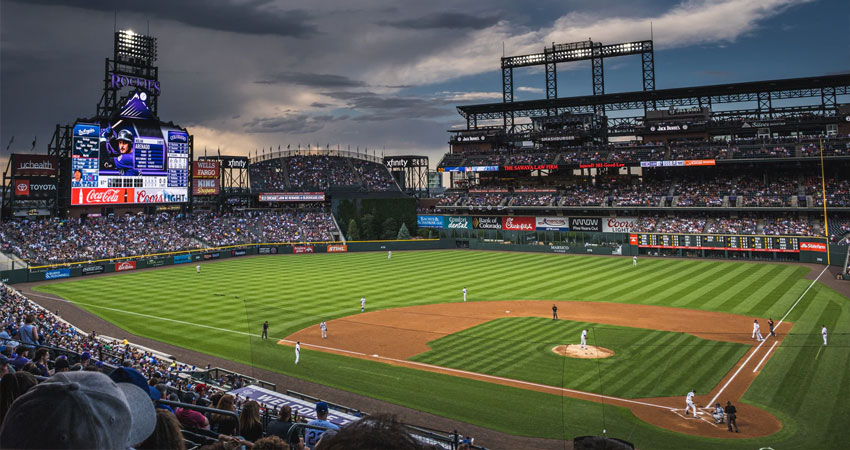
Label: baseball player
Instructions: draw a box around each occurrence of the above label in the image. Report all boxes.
[822,325,828,346]
[580,329,588,350]
[752,319,763,342]
[360,297,366,312]
[295,341,301,364]
[320,321,327,339]
[685,389,697,417]
[388,250,392,259]
[261,321,268,340]
[552,304,558,320]
[768,318,776,337]
[196,264,201,274]
[462,287,467,302]
[633,256,637,267]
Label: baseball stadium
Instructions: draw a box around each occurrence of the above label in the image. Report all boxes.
[1,3,850,450]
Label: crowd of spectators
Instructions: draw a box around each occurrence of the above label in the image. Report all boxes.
[762,216,817,236]
[674,179,730,207]
[351,160,400,192]
[0,211,339,266]
[654,216,708,234]
[287,155,360,191]
[705,217,759,234]
[250,155,400,193]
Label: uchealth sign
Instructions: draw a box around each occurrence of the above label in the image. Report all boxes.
[569,217,602,232]
[502,216,535,231]
[535,217,569,231]
[115,261,137,272]
[602,217,638,233]
[12,154,58,176]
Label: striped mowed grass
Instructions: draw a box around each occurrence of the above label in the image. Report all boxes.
[35,251,850,449]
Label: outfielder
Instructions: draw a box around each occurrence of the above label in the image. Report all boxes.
[822,325,828,346]
[685,389,697,417]
[320,321,327,339]
[752,319,763,342]
[388,250,392,259]
[462,287,467,302]
[295,341,301,364]
[580,329,588,350]
[196,265,201,274]
[361,297,366,312]
[633,256,637,267]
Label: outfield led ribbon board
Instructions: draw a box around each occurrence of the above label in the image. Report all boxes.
[640,159,716,168]
[71,97,190,205]
[632,233,801,252]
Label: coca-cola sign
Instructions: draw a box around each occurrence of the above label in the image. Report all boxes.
[72,188,133,205]
[502,216,535,231]
[115,261,137,272]
[603,217,637,233]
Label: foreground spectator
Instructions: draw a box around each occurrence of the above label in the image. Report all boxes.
[238,400,264,442]
[138,409,187,450]
[306,401,340,449]
[0,372,37,427]
[0,371,156,449]
[211,394,239,435]
[176,390,211,430]
[315,413,437,450]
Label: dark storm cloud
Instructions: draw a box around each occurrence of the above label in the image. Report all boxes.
[380,12,501,30]
[14,0,318,38]
[255,72,366,88]
[323,91,454,121]
[242,114,348,134]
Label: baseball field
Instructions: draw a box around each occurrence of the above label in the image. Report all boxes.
[34,251,849,449]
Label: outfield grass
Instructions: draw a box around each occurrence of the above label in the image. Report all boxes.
[410,317,750,398]
[36,251,850,450]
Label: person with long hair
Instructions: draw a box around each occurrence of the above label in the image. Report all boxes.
[138,409,186,450]
[210,394,238,435]
[0,372,37,427]
[237,400,263,442]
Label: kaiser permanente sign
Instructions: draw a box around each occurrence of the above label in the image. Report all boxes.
[417,215,639,232]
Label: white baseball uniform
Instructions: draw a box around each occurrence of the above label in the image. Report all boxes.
[581,330,588,350]
[196,265,200,274]
[686,390,697,417]
[388,250,392,259]
[320,321,327,339]
[295,342,301,364]
[633,256,637,267]
[822,326,828,346]
[361,297,366,312]
[463,288,467,302]
[753,320,763,341]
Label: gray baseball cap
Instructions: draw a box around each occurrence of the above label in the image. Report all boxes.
[0,371,156,449]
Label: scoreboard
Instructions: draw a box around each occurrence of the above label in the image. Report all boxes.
[631,234,801,253]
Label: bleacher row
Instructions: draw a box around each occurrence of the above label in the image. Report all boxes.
[0,284,478,450]
[437,178,850,209]
[443,135,850,167]
[249,156,400,193]
[0,211,338,266]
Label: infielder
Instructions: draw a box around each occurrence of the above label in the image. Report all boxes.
[295,341,301,364]
[361,297,366,312]
[462,287,467,302]
[196,264,201,274]
[822,325,828,346]
[752,319,763,342]
[685,389,697,417]
[320,321,327,339]
[633,256,637,267]
[580,329,588,350]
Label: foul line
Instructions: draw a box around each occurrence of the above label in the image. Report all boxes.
[815,346,824,361]
[707,266,829,407]
[28,292,672,411]
[752,341,778,373]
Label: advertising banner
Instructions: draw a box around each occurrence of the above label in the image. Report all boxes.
[640,159,716,168]
[569,217,602,232]
[502,164,559,171]
[81,265,105,275]
[293,245,314,254]
[14,179,29,197]
[192,178,220,196]
[228,386,359,427]
[115,261,137,272]
[259,192,326,202]
[45,268,71,280]
[202,252,221,260]
[800,242,827,252]
[173,254,192,264]
[11,154,58,176]
[417,215,443,228]
[502,216,535,231]
[146,257,167,267]
[327,244,348,253]
[444,216,472,229]
[193,161,220,179]
[472,216,502,229]
[14,177,57,198]
[550,245,571,253]
[602,217,638,233]
[258,247,278,254]
[232,249,247,257]
[535,217,570,231]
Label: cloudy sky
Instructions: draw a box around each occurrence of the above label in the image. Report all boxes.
[1,0,847,168]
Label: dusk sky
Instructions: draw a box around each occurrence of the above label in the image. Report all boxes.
[1,0,847,168]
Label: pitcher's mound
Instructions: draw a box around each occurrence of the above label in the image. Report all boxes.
[552,344,614,359]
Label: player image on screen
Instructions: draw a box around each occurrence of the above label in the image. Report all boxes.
[100,124,139,176]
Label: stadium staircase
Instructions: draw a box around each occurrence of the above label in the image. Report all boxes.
[0,251,26,271]
[280,160,292,190]
[330,214,346,243]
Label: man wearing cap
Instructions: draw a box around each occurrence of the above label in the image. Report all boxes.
[0,371,156,448]
[80,351,92,367]
[305,402,339,449]
[53,355,71,373]
[0,355,11,377]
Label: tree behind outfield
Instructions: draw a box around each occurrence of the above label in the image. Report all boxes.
[397,222,411,240]
[381,218,398,240]
[347,219,360,241]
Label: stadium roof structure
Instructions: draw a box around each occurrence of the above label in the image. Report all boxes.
[456,74,850,130]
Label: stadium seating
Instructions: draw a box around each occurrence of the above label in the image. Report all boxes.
[249,155,400,193]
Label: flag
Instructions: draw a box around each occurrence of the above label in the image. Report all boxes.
[204,147,207,157]
[30,136,36,151]
[278,145,280,151]
[287,144,290,150]
[5,136,13,151]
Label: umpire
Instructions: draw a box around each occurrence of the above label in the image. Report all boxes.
[725,401,739,432]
